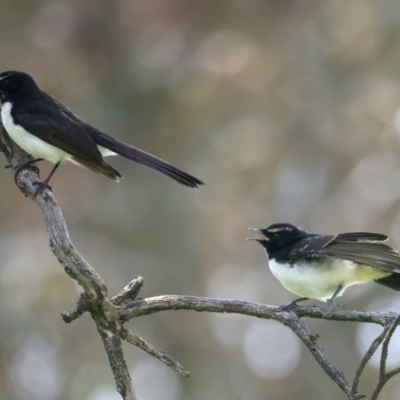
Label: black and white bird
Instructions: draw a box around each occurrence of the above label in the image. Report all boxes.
[0,71,204,192]
[248,223,400,303]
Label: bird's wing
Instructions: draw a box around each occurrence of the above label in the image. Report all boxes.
[289,234,400,273]
[15,105,103,163]
[49,94,88,125]
[335,232,388,242]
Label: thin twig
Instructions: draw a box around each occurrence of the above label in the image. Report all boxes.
[351,321,394,397]
[112,276,144,306]
[380,316,400,379]
[285,316,357,399]
[386,367,400,380]
[61,294,88,323]
[119,327,190,377]
[371,316,400,400]
[96,323,137,400]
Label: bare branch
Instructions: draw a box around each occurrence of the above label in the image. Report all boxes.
[0,123,137,400]
[96,323,137,400]
[379,316,400,378]
[112,276,144,306]
[61,294,88,323]
[118,295,400,399]
[370,316,400,400]
[386,367,400,380]
[119,327,190,377]
[285,316,357,398]
[351,322,394,397]
[2,120,400,400]
[119,295,395,326]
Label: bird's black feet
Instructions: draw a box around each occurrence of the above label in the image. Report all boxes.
[32,162,60,196]
[32,181,52,197]
[13,158,44,179]
[326,300,345,311]
[277,297,308,312]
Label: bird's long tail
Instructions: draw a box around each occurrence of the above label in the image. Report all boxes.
[90,131,204,188]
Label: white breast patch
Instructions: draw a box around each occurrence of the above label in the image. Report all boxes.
[2,102,71,163]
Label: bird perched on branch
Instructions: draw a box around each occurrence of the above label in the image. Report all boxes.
[248,223,400,305]
[0,70,204,194]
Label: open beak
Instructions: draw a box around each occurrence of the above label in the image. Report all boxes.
[246,228,269,241]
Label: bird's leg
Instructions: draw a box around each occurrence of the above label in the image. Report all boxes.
[277,297,309,312]
[11,158,44,176]
[33,162,60,196]
[326,284,344,311]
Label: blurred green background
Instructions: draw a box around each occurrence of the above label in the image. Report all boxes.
[1,1,400,399]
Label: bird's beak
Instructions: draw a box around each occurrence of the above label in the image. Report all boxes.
[246,228,269,241]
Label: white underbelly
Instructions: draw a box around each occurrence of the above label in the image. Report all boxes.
[268,258,391,301]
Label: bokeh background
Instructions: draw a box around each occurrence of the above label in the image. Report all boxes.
[1,1,400,399]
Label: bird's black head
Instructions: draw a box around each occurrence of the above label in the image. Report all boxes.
[248,223,308,254]
[0,71,39,103]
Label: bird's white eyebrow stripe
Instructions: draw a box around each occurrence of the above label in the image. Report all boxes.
[0,75,10,81]
[268,227,293,232]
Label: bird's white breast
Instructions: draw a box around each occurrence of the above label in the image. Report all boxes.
[1,102,70,163]
[268,258,390,301]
